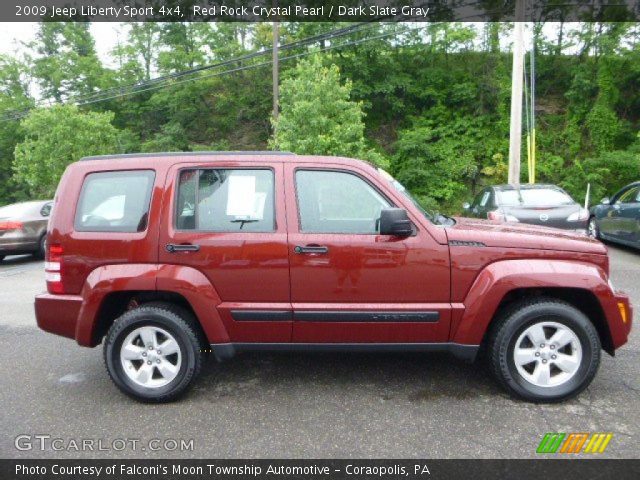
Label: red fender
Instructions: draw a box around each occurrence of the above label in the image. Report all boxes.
[156,264,228,344]
[451,259,619,345]
[75,264,227,346]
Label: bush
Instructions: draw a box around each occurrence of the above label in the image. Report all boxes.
[13,105,122,197]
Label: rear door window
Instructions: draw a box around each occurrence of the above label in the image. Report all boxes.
[176,169,275,232]
[75,170,155,232]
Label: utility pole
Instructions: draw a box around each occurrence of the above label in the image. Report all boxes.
[272,20,280,125]
[508,0,526,186]
[529,29,536,184]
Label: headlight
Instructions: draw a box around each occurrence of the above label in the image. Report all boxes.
[567,209,589,222]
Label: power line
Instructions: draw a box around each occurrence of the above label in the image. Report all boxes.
[62,25,422,109]
[2,22,379,119]
[0,3,513,122]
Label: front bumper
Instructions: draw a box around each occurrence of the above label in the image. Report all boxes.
[608,291,633,350]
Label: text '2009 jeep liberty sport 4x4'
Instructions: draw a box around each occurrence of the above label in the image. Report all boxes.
[36,152,632,403]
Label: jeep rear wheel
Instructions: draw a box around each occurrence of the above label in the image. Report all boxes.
[104,303,204,402]
[489,298,601,402]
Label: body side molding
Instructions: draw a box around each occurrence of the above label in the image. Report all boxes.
[293,310,439,322]
[231,310,293,321]
[210,342,478,362]
[229,309,441,323]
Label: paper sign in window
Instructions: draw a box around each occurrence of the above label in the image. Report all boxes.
[226,176,266,220]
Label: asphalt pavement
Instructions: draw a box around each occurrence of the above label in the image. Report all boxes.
[0,246,638,459]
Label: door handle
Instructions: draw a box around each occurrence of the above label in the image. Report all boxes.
[294,245,329,255]
[166,243,200,253]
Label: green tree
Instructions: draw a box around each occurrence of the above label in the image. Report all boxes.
[157,23,212,74]
[270,56,382,163]
[13,105,123,197]
[391,120,481,213]
[30,23,108,101]
[111,23,162,83]
[0,55,33,203]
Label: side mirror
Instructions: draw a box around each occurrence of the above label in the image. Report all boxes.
[601,197,610,205]
[462,202,471,211]
[379,208,412,237]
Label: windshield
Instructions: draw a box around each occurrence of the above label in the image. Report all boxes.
[377,168,434,222]
[497,188,575,207]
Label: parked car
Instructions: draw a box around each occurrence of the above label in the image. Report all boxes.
[0,200,53,261]
[36,152,632,403]
[463,184,589,231]
[588,181,640,249]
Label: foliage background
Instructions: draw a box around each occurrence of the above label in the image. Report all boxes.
[1,22,640,213]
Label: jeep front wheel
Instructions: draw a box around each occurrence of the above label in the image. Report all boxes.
[489,299,601,402]
[104,303,204,402]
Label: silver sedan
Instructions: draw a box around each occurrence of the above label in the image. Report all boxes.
[0,200,52,261]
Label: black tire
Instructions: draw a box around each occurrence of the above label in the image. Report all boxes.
[104,302,205,403]
[488,298,601,403]
[588,216,600,239]
[0,255,4,262]
[34,235,46,259]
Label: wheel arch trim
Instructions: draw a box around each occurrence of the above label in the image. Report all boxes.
[75,263,228,346]
[451,259,619,347]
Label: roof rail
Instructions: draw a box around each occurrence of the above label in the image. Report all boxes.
[81,151,295,161]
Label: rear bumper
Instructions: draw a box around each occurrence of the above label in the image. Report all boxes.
[35,293,82,341]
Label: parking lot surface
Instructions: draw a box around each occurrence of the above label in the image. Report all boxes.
[0,246,638,458]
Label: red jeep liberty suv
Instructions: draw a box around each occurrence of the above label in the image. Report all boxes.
[35,152,633,403]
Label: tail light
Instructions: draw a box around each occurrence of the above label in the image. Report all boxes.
[0,221,23,231]
[45,243,64,294]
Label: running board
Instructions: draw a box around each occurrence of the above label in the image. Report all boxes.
[209,343,479,363]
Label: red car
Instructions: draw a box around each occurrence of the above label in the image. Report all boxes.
[35,152,632,403]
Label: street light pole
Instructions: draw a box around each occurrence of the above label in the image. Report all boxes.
[508,0,526,186]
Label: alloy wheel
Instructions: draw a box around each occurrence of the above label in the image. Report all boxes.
[513,321,582,388]
[120,326,182,388]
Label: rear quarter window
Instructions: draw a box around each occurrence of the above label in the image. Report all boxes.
[74,170,155,232]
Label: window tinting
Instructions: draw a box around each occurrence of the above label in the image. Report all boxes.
[75,170,155,232]
[176,169,275,232]
[296,170,391,234]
